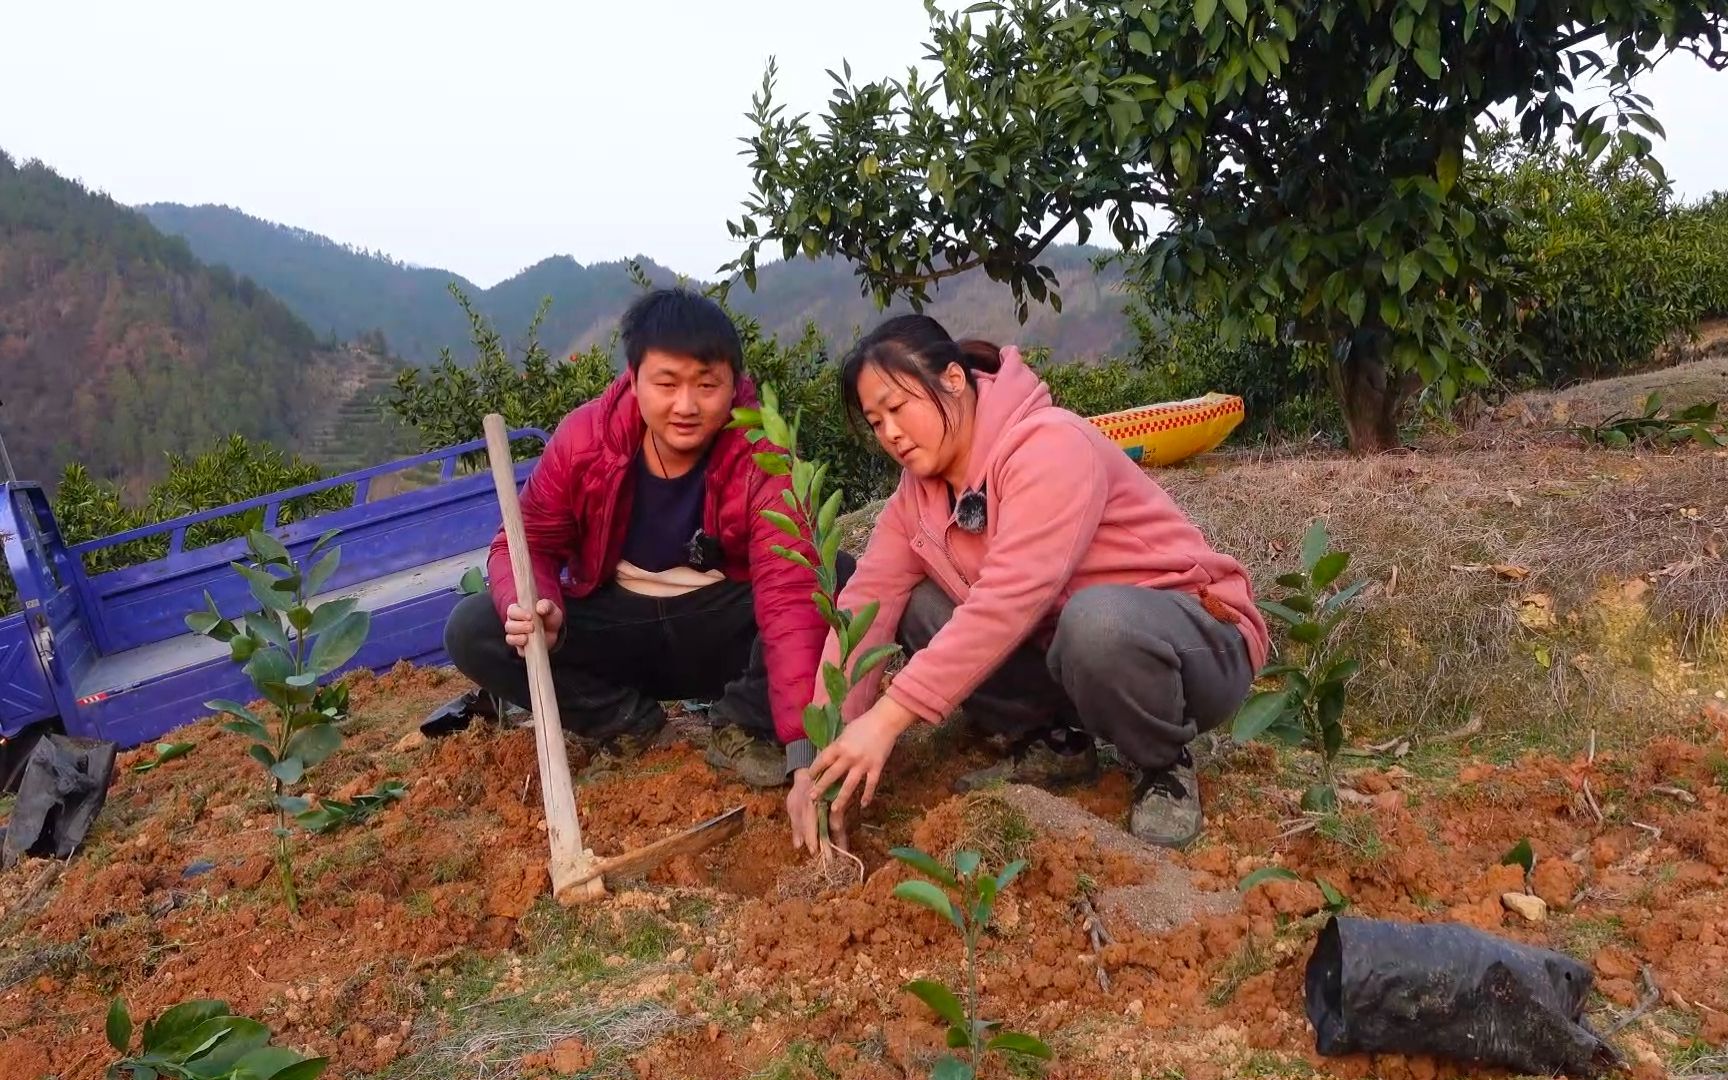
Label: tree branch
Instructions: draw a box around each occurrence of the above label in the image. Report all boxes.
[884,206,1081,289]
[1216,118,1280,184]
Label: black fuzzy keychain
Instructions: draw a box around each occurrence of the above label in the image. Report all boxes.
[954,482,988,533]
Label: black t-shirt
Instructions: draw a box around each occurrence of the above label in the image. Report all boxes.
[619,447,708,572]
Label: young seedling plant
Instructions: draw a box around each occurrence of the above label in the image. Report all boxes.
[1571,392,1725,449]
[731,385,901,878]
[185,528,371,914]
[890,845,1052,1079]
[1231,519,1367,814]
[105,996,327,1079]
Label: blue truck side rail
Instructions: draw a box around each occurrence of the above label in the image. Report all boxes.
[0,429,548,748]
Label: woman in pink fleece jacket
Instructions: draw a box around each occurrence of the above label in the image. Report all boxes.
[792,315,1270,851]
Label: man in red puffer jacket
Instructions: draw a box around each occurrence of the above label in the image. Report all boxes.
[428,288,841,788]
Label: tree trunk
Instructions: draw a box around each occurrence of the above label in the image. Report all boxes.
[1328,329,1414,455]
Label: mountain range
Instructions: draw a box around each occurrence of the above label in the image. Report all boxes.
[138,203,1136,367]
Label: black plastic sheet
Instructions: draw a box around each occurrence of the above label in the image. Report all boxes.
[1305,915,1620,1077]
[1,733,116,868]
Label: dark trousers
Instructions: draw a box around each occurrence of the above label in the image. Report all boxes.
[444,579,771,741]
[444,553,854,742]
[898,580,1255,771]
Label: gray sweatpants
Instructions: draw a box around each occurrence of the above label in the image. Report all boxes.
[898,580,1254,772]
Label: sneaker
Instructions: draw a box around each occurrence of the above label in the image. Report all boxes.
[954,728,1100,793]
[1130,748,1203,849]
[704,723,789,789]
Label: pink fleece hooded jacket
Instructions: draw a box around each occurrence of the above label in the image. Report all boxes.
[821,346,1271,725]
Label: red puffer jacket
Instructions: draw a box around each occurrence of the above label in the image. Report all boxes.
[485,369,825,745]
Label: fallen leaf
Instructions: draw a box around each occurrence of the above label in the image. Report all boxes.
[1493,564,1531,580]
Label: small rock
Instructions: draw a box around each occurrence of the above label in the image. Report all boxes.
[393,731,427,752]
[1501,892,1548,923]
[666,947,687,965]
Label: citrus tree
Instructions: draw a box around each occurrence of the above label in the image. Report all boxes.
[721,0,1726,452]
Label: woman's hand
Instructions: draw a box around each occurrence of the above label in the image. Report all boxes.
[786,768,824,852]
[807,697,920,839]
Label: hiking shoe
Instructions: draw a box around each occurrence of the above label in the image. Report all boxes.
[954,728,1100,793]
[577,712,666,778]
[1130,748,1203,849]
[703,723,789,789]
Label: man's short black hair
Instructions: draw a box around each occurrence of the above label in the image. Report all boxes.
[620,287,744,375]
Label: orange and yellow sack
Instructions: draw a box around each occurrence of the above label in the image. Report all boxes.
[1084,393,1245,466]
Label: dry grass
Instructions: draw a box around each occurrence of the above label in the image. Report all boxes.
[1162,439,1724,752]
[386,1000,689,1080]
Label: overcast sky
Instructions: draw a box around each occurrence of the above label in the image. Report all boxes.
[3,0,1722,289]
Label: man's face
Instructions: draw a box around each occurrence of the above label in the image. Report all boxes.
[634,350,736,458]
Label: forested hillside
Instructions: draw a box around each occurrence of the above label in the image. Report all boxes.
[0,152,366,493]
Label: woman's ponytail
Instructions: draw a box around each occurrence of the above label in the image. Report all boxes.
[956,338,1004,375]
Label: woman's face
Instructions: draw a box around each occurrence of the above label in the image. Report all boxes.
[855,361,966,479]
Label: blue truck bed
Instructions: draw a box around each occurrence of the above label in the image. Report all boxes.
[0,430,547,749]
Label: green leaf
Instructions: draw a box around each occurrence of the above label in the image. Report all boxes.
[1238,865,1299,891]
[181,1019,271,1075]
[236,564,294,614]
[1301,784,1338,813]
[803,703,840,748]
[132,742,195,773]
[987,1031,1054,1059]
[106,997,132,1053]
[276,795,313,815]
[753,451,791,477]
[308,610,371,675]
[1276,572,1307,590]
[953,850,981,878]
[1290,621,1323,645]
[1414,47,1441,79]
[931,1057,975,1080]
[1319,658,1361,688]
[903,979,968,1028]
[1436,143,1461,196]
[308,597,359,637]
[1392,11,1413,46]
[1366,62,1396,108]
[1193,0,1218,29]
[1300,520,1328,572]
[890,846,959,888]
[760,509,803,541]
[893,880,962,928]
[287,606,314,633]
[271,757,306,785]
[141,1001,231,1051]
[247,744,277,770]
[996,859,1027,891]
[822,663,849,714]
[262,1060,329,1080]
[244,647,294,694]
[305,548,341,596]
[1501,838,1535,873]
[1321,579,1371,617]
[1257,600,1308,627]
[1317,877,1348,911]
[1222,0,1248,25]
[285,723,342,770]
[248,529,291,567]
[458,566,485,595]
[247,612,291,653]
[851,643,900,686]
[1345,288,1366,326]
[1311,551,1350,589]
[229,635,257,663]
[1232,691,1290,743]
[229,1047,307,1080]
[816,488,842,540]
